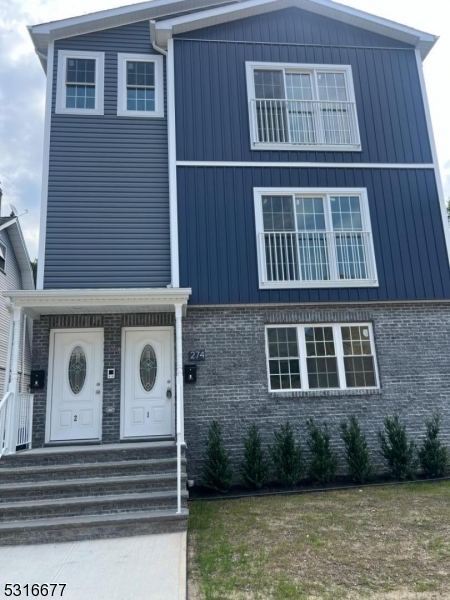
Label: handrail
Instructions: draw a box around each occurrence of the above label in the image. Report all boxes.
[250,98,360,146]
[259,231,376,283]
[0,391,13,458]
[0,391,34,458]
[0,391,13,412]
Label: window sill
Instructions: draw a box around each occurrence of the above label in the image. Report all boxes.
[55,108,104,116]
[270,388,382,399]
[260,280,379,290]
[117,110,164,118]
[251,143,362,152]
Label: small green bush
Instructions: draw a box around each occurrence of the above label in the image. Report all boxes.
[340,415,375,484]
[202,420,234,493]
[271,422,304,487]
[242,423,269,489]
[378,415,417,480]
[419,413,449,478]
[307,419,338,484]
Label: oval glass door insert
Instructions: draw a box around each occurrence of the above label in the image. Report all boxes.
[68,346,87,394]
[140,344,157,392]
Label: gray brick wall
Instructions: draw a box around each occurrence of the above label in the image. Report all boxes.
[182,303,450,482]
[31,303,450,483]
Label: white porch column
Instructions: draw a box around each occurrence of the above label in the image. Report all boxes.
[174,303,185,444]
[6,306,23,454]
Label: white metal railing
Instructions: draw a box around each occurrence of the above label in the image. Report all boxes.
[0,391,33,458]
[0,392,13,458]
[250,99,360,147]
[260,231,376,284]
[17,393,34,448]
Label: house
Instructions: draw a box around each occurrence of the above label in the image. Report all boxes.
[1,0,450,544]
[0,188,34,397]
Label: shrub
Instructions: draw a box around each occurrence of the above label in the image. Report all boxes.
[378,415,418,480]
[242,423,269,489]
[419,413,449,478]
[271,422,304,487]
[202,420,234,493]
[307,419,338,484]
[340,415,374,484]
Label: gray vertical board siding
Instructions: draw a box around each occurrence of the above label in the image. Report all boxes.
[45,21,170,290]
[0,229,29,395]
[177,166,450,304]
[174,8,432,164]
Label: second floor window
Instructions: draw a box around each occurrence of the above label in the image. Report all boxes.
[56,51,104,116]
[254,188,378,289]
[117,54,164,118]
[246,62,361,150]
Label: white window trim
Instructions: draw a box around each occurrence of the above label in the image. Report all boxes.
[254,187,379,290]
[245,61,361,152]
[56,50,104,116]
[265,323,380,393]
[117,53,164,118]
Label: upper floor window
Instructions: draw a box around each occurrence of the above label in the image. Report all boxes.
[254,188,378,289]
[0,242,6,273]
[246,62,361,151]
[117,54,164,118]
[56,50,104,116]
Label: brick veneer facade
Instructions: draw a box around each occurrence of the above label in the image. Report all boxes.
[182,303,450,482]
[31,303,450,483]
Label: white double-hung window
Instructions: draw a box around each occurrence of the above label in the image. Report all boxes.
[117,54,164,117]
[254,188,378,289]
[266,324,379,392]
[246,62,361,150]
[56,50,104,115]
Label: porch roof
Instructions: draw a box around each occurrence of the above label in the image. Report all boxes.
[2,288,192,319]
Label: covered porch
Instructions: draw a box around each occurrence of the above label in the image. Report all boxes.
[0,287,191,513]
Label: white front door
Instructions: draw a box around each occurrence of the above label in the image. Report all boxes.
[122,328,173,439]
[49,329,103,442]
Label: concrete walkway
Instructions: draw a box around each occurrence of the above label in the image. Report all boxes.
[0,532,186,600]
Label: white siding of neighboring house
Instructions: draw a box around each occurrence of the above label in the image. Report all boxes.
[0,228,32,395]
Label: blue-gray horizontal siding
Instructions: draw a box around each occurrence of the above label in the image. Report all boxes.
[177,167,450,304]
[45,21,170,289]
[174,8,431,164]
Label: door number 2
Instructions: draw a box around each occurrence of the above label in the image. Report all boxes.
[73,415,78,422]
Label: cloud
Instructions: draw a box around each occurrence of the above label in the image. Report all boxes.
[0,0,449,260]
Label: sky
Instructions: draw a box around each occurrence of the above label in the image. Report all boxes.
[0,0,449,260]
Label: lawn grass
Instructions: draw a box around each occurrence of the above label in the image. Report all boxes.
[188,482,450,599]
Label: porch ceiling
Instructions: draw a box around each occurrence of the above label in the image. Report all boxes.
[2,288,192,318]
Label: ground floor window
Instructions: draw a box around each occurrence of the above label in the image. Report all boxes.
[266,323,379,392]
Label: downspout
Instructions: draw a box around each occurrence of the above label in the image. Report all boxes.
[150,21,167,56]
[20,315,27,393]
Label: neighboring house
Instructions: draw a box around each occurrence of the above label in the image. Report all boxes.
[0,191,34,396]
[1,0,450,544]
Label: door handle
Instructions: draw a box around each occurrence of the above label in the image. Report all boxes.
[166,388,172,399]
[96,390,101,395]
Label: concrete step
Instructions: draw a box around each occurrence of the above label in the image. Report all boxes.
[0,508,189,546]
[0,457,186,483]
[0,473,187,502]
[0,441,184,468]
[0,490,189,522]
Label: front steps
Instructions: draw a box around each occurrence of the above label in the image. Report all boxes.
[0,442,188,546]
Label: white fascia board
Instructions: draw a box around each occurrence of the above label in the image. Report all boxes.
[155,0,437,58]
[2,288,192,308]
[28,0,237,69]
[0,218,17,233]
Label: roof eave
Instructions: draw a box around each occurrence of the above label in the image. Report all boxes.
[154,0,438,59]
